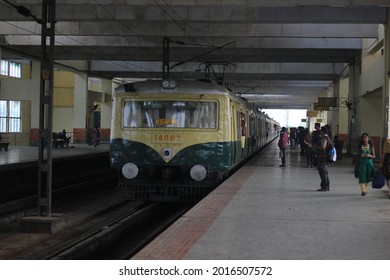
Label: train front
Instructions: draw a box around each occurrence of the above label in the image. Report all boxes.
[110,80,231,201]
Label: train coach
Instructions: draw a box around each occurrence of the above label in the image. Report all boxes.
[110,79,279,201]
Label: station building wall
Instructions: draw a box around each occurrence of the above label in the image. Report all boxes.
[0,61,113,146]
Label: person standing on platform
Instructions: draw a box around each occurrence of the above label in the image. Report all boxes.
[298,126,306,156]
[303,128,314,168]
[311,122,321,167]
[307,126,331,191]
[278,127,288,167]
[289,127,297,149]
[60,129,71,148]
[380,138,390,199]
[92,126,101,147]
[355,133,375,196]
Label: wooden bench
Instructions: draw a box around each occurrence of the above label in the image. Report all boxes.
[0,142,10,151]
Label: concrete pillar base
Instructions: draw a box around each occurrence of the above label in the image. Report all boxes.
[19,213,65,234]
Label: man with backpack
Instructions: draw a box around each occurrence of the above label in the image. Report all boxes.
[307,126,331,191]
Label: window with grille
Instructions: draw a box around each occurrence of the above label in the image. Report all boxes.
[0,59,21,78]
[0,60,8,76]
[0,100,21,132]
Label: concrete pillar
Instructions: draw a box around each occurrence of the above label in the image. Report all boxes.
[331,80,340,136]
[29,61,43,145]
[29,61,41,128]
[73,73,88,143]
[99,78,113,142]
[383,9,390,140]
[335,69,350,156]
[347,63,358,154]
[100,79,112,128]
[338,74,349,136]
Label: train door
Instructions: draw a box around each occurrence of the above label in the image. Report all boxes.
[261,116,266,146]
[230,103,237,165]
[237,111,243,159]
[257,116,262,149]
[249,115,255,153]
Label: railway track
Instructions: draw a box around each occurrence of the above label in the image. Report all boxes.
[48,202,193,260]
[0,169,117,224]
[0,167,194,260]
[1,200,192,260]
[0,148,195,260]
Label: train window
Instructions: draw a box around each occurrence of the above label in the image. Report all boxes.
[123,101,217,129]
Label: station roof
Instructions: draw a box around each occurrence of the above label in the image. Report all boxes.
[0,0,388,109]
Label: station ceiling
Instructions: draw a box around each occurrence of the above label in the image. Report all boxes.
[0,0,389,109]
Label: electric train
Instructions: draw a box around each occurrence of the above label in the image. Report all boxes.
[110,79,279,201]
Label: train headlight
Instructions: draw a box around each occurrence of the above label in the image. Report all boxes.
[122,163,139,179]
[190,165,207,181]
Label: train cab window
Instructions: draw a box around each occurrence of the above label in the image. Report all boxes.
[123,101,217,129]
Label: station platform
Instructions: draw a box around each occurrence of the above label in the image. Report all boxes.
[0,143,109,168]
[133,140,390,260]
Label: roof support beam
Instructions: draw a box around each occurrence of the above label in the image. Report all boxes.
[0,21,380,38]
[0,6,387,23]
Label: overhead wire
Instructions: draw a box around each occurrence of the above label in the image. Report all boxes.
[1,21,154,79]
[91,0,236,81]
[94,0,187,80]
[93,0,184,80]
[152,0,204,46]
[1,0,237,83]
[1,0,41,23]
[1,0,155,79]
[92,0,141,37]
[154,0,238,83]
[156,0,234,64]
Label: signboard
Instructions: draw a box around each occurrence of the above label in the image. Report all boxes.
[307,111,317,117]
[318,97,338,107]
[314,102,329,111]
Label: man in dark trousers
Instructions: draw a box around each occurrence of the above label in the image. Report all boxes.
[278,127,289,167]
[308,126,331,191]
[311,123,321,167]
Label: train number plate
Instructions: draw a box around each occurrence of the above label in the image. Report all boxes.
[152,133,183,144]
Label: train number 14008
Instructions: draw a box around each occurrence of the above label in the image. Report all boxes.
[152,133,182,143]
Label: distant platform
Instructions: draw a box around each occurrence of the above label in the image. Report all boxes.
[0,144,109,165]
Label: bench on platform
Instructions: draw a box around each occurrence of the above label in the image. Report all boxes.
[52,132,70,149]
[0,142,10,151]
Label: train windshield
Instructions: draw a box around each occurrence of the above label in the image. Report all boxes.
[123,101,217,128]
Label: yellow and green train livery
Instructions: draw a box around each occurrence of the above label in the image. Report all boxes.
[110,79,279,201]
